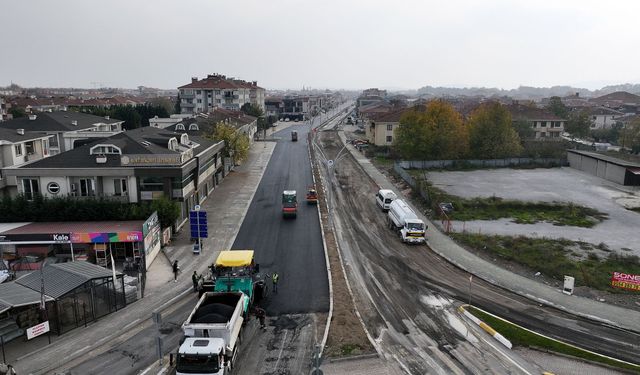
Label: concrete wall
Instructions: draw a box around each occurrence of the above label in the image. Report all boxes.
[568,152,628,185]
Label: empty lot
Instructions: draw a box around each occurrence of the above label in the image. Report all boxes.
[426,167,640,257]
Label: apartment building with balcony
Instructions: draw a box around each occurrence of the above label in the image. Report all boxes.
[4,126,225,229]
[178,74,265,114]
[0,97,11,121]
[0,127,53,197]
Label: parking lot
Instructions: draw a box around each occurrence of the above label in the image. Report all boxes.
[426,167,640,257]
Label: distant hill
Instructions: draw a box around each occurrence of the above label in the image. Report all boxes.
[414,84,640,100]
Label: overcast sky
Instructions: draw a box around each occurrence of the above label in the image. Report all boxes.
[2,0,640,91]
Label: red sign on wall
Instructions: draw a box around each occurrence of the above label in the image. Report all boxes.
[610,272,640,291]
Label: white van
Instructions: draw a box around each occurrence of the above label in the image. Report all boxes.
[376,189,397,211]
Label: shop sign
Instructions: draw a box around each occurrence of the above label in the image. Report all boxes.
[52,233,70,242]
[611,271,640,291]
[71,231,142,243]
[121,154,182,166]
[26,321,50,340]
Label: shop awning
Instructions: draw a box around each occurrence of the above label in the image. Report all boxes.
[0,282,53,311]
[15,262,120,299]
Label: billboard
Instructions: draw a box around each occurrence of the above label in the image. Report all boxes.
[610,272,640,291]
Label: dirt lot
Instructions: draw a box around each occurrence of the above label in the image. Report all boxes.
[368,156,640,313]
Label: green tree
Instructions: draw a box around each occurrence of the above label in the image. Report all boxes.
[209,122,250,163]
[148,97,175,115]
[394,101,469,160]
[468,103,523,158]
[240,103,264,118]
[546,96,568,118]
[9,107,26,118]
[619,119,640,152]
[174,94,181,114]
[565,111,591,139]
[513,120,535,140]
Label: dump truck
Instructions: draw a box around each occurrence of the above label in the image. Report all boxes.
[387,199,427,244]
[211,250,267,315]
[291,130,298,141]
[177,291,246,375]
[282,190,297,218]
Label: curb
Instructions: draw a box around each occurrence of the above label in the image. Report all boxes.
[458,305,512,349]
[309,124,334,357]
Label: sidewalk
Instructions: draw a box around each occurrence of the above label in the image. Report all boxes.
[9,141,276,374]
[337,130,640,334]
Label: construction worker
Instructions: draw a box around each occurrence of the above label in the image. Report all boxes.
[272,272,279,293]
[255,307,266,329]
[192,271,199,292]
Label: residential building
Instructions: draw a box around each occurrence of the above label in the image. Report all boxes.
[0,111,123,155]
[365,108,411,146]
[265,97,284,118]
[362,88,387,98]
[0,128,53,197]
[505,103,565,139]
[358,102,393,121]
[1,97,11,121]
[589,91,640,111]
[178,74,265,114]
[149,114,194,129]
[584,107,625,129]
[4,126,225,229]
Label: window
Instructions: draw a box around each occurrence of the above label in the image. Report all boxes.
[386,124,393,131]
[141,177,165,192]
[197,99,202,103]
[49,134,59,147]
[189,124,199,131]
[47,182,60,195]
[25,141,35,155]
[79,178,95,196]
[196,90,201,95]
[90,144,122,155]
[14,144,22,156]
[175,124,185,131]
[43,139,49,156]
[22,178,39,200]
[114,178,128,196]
[386,136,393,143]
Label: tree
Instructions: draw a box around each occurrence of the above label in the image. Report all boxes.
[393,100,469,160]
[513,120,535,140]
[468,103,522,158]
[546,96,568,118]
[565,111,591,140]
[240,103,264,118]
[174,94,181,114]
[210,122,250,163]
[148,97,175,115]
[619,119,640,152]
[9,107,26,118]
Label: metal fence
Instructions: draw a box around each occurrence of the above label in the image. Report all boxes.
[393,163,431,204]
[398,157,567,170]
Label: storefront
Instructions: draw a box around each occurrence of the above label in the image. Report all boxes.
[0,212,161,272]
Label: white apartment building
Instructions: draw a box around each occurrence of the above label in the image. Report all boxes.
[178,74,265,114]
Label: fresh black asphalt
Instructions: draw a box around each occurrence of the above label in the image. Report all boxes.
[231,124,330,315]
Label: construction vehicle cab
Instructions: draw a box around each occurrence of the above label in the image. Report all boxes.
[282,190,297,218]
[212,250,266,313]
[306,185,318,204]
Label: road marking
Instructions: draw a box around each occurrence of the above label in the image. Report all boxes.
[274,330,288,371]
[123,318,141,331]
[70,344,92,358]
